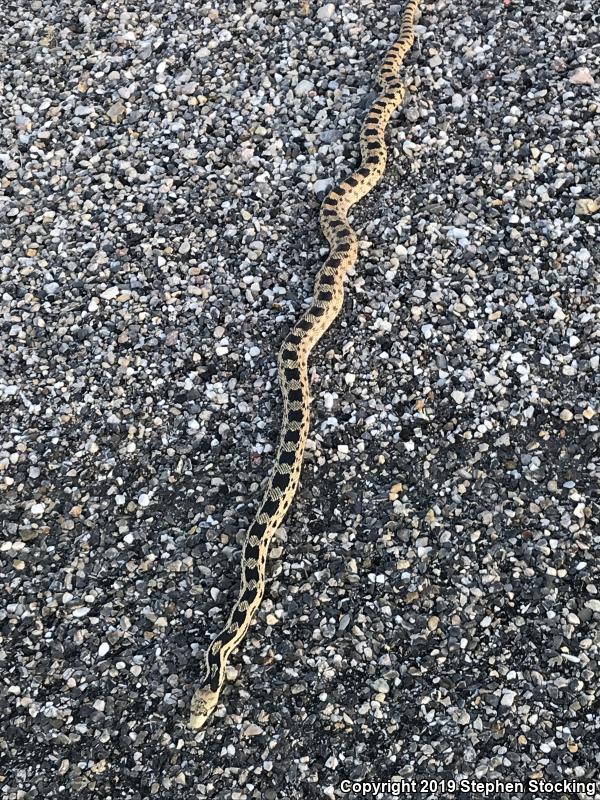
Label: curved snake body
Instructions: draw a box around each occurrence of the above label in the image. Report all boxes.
[190,0,420,729]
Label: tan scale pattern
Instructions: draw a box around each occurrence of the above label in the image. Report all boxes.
[189,0,420,729]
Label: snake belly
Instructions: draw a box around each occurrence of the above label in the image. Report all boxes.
[189,0,420,730]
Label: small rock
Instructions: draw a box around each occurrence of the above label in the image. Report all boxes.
[372,678,390,693]
[242,723,264,737]
[569,67,594,85]
[317,3,335,20]
[295,79,314,97]
[575,198,600,216]
[314,178,333,195]
[107,100,126,122]
[447,227,469,240]
[500,690,516,707]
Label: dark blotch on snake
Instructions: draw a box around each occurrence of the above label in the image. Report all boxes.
[261,497,279,516]
[245,542,260,560]
[278,449,296,466]
[232,607,246,625]
[272,472,290,491]
[244,565,260,585]
[249,520,266,536]
[285,429,301,444]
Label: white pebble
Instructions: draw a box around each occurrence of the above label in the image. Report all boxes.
[314,178,333,195]
[317,3,335,20]
[569,67,594,85]
[372,678,390,693]
[295,79,314,97]
[98,642,110,658]
[30,502,45,517]
[500,690,516,707]
[446,227,469,240]
[138,493,150,508]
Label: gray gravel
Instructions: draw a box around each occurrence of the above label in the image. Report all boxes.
[1,0,600,797]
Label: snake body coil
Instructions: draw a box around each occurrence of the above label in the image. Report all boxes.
[190,0,420,729]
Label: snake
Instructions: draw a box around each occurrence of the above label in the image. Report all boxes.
[189,0,420,729]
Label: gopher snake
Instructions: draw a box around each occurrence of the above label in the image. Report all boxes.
[190,0,420,729]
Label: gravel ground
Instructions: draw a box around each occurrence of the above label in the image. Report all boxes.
[1,0,599,797]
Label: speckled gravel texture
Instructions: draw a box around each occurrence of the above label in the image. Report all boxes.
[1,0,599,798]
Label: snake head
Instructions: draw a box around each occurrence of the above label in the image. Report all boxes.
[189,686,220,730]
